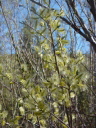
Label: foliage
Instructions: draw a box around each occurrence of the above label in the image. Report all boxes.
[0,6,89,128]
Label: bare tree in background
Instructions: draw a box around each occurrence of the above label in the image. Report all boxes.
[30,0,96,52]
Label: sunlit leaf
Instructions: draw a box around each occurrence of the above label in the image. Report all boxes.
[70,92,75,98]
[5,73,13,80]
[2,120,6,126]
[19,107,25,115]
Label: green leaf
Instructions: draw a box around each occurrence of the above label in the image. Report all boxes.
[61,40,69,44]
[40,28,46,35]
[59,10,64,16]
[57,28,65,32]
[21,64,27,71]
[70,92,75,98]
[31,7,36,13]
[20,79,27,85]
[50,20,60,29]
[40,21,45,26]
[32,116,37,124]
[14,119,19,125]
[5,73,13,80]
[43,0,49,5]
[2,120,6,126]
[19,107,25,115]
[75,73,83,80]
[22,88,28,96]
[24,102,32,109]
[53,102,58,108]
[65,100,71,107]
[17,98,23,104]
[36,94,42,102]
[55,51,61,55]
[2,110,8,119]
[34,108,42,115]
[40,8,45,16]
[27,114,33,119]
[40,119,46,126]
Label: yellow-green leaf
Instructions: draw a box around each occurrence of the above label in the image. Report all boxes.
[19,107,25,115]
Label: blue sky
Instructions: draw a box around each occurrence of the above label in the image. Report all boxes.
[0,0,90,54]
